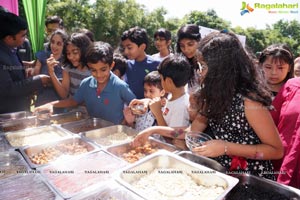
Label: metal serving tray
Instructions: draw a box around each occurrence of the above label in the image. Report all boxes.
[41,150,127,199]
[50,111,86,125]
[225,173,300,200]
[70,180,143,200]
[115,150,239,200]
[0,150,29,180]
[107,138,178,163]
[0,116,37,132]
[0,111,32,123]
[178,151,226,173]
[5,126,72,148]
[60,117,114,134]
[20,136,99,169]
[0,173,62,200]
[0,134,12,152]
[81,125,138,147]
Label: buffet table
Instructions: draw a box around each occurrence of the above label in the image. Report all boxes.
[0,111,300,200]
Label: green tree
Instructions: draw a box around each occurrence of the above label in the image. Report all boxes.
[46,0,93,33]
[184,10,231,31]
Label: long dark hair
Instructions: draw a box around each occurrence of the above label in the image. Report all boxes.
[63,32,92,68]
[198,31,272,120]
[176,24,201,87]
[258,43,294,83]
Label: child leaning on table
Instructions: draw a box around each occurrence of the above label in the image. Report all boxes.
[34,42,136,124]
[123,70,165,131]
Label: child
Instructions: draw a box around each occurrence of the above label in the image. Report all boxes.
[34,29,68,106]
[121,26,161,99]
[124,71,165,131]
[152,28,173,61]
[112,53,127,79]
[176,24,201,87]
[35,42,136,124]
[258,44,294,97]
[130,54,191,128]
[48,32,92,99]
[132,31,283,180]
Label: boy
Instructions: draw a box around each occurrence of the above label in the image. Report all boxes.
[35,42,136,124]
[124,71,165,131]
[129,54,191,127]
[121,26,160,99]
[112,53,127,79]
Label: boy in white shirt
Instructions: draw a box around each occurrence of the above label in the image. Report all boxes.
[129,54,191,129]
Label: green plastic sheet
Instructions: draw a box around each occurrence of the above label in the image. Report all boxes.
[22,0,46,56]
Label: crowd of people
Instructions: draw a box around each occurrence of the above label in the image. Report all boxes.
[1,8,300,189]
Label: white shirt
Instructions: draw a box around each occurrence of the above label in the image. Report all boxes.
[162,93,190,127]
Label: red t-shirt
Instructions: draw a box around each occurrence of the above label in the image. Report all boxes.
[271,78,300,188]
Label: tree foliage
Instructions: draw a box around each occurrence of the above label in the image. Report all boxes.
[19,0,300,56]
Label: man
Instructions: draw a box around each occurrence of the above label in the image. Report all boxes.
[0,11,50,113]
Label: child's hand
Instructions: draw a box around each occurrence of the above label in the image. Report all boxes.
[131,131,151,148]
[123,107,135,126]
[47,54,60,74]
[129,98,150,115]
[33,103,54,115]
[192,139,226,157]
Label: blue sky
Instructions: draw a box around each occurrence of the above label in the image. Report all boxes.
[135,0,299,29]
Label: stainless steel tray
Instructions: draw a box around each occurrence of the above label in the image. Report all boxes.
[41,150,127,199]
[70,180,143,200]
[81,125,138,147]
[5,126,72,148]
[0,117,37,132]
[0,150,29,180]
[107,138,178,163]
[0,111,32,123]
[60,117,114,134]
[50,111,86,125]
[20,136,99,169]
[0,173,62,200]
[225,173,300,199]
[0,134,12,152]
[115,150,239,200]
[178,151,226,173]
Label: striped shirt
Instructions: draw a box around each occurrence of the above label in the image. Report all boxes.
[64,65,91,97]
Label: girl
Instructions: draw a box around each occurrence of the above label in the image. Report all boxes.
[34,29,68,106]
[132,31,283,180]
[258,44,294,97]
[152,28,173,61]
[47,32,92,99]
[176,24,201,87]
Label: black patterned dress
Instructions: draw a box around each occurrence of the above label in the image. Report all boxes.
[208,93,275,180]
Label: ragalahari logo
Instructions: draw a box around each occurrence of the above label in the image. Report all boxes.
[240,2,254,15]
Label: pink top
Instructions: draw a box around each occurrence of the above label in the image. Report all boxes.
[271,77,300,188]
